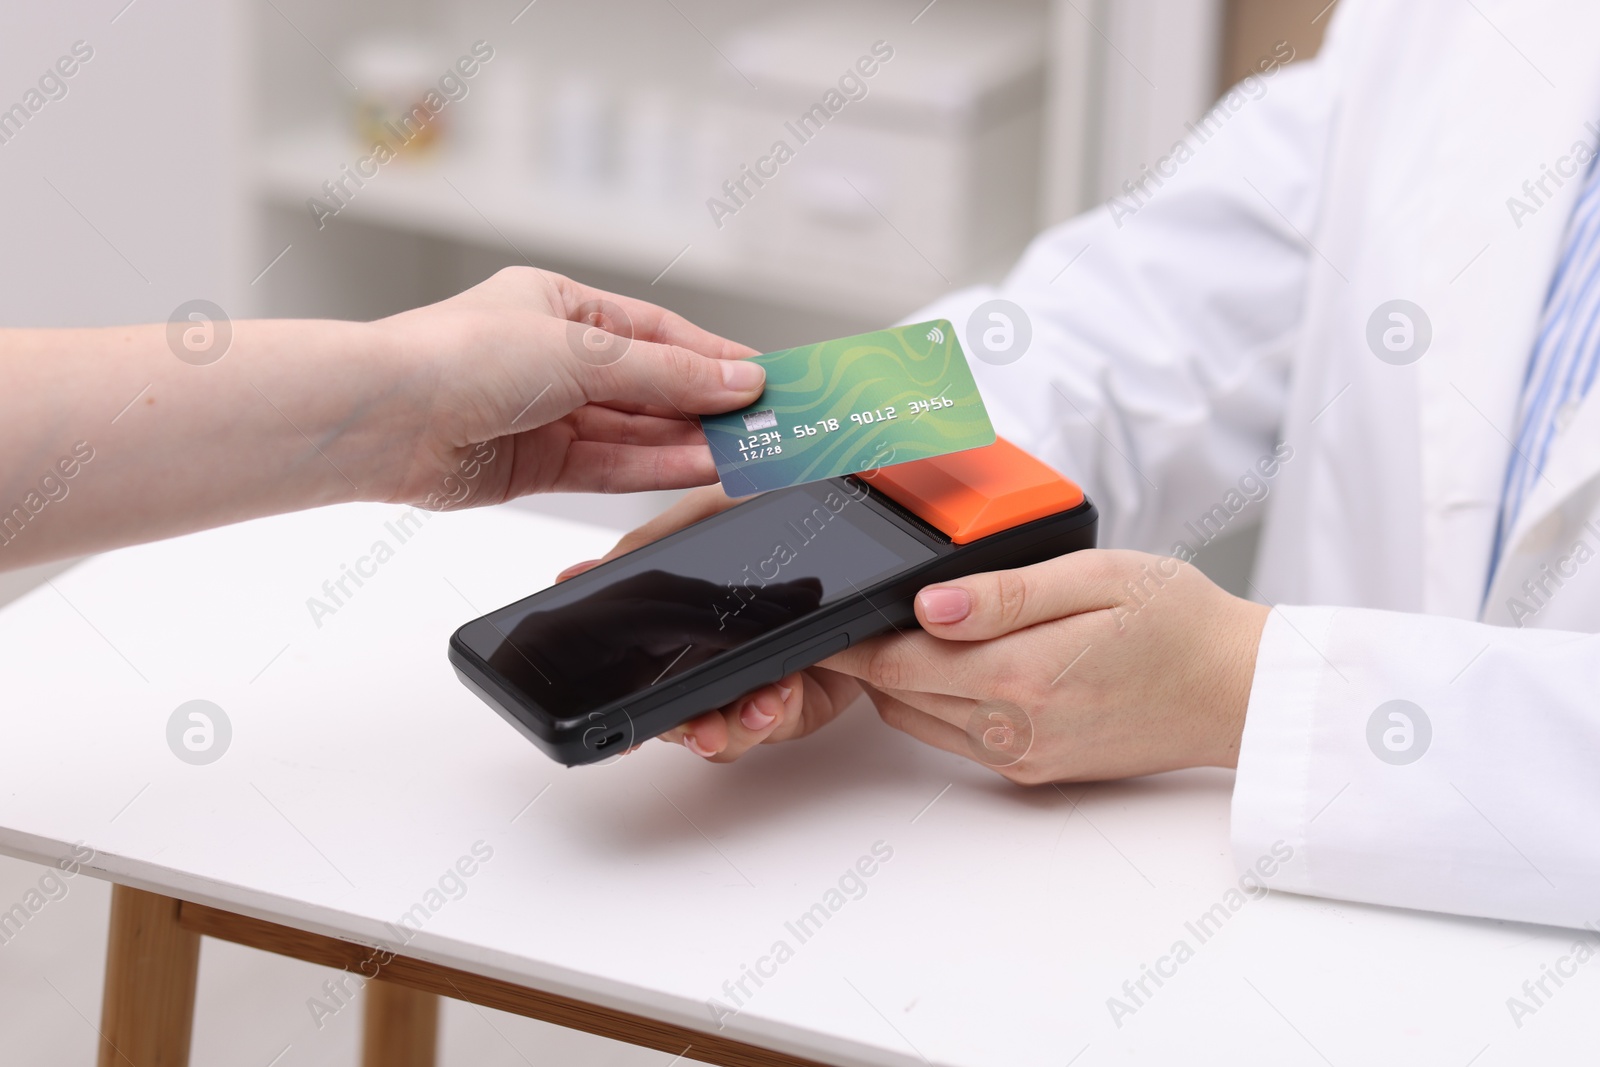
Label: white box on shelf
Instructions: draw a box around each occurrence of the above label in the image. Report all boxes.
[713,2,1046,293]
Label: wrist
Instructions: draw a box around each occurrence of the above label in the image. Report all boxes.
[1211,598,1270,768]
[312,317,436,504]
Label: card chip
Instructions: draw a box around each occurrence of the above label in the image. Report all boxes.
[742,409,778,432]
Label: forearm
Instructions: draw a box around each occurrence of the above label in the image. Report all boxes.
[0,266,770,570]
[0,319,407,569]
[1234,606,1600,930]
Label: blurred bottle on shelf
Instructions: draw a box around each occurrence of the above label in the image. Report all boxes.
[465,57,534,176]
[543,75,616,189]
[344,37,447,158]
[618,88,690,206]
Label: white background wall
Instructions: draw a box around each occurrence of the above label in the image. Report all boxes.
[0,1,249,328]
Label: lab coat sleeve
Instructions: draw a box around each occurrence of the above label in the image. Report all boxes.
[1234,605,1600,930]
[904,28,1351,552]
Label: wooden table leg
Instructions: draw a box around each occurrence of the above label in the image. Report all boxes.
[362,979,440,1067]
[98,885,201,1067]
[181,899,837,1067]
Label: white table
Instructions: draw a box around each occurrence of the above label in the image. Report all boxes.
[0,502,1588,1066]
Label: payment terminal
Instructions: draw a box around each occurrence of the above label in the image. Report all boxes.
[449,438,1097,765]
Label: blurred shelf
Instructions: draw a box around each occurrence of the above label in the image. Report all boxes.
[254,130,950,318]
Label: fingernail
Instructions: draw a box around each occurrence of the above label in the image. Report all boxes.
[556,559,600,581]
[776,684,793,703]
[918,586,971,624]
[720,359,764,391]
[740,700,777,731]
[684,734,717,758]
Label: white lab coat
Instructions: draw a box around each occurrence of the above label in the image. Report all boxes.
[910,0,1600,930]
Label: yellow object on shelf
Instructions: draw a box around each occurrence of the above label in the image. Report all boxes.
[345,37,446,158]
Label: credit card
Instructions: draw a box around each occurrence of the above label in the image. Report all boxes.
[701,320,996,495]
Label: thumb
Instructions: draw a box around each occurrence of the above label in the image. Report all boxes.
[555,559,602,582]
[570,334,765,416]
[913,549,1167,640]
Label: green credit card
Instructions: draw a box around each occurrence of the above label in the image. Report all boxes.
[701,320,996,495]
